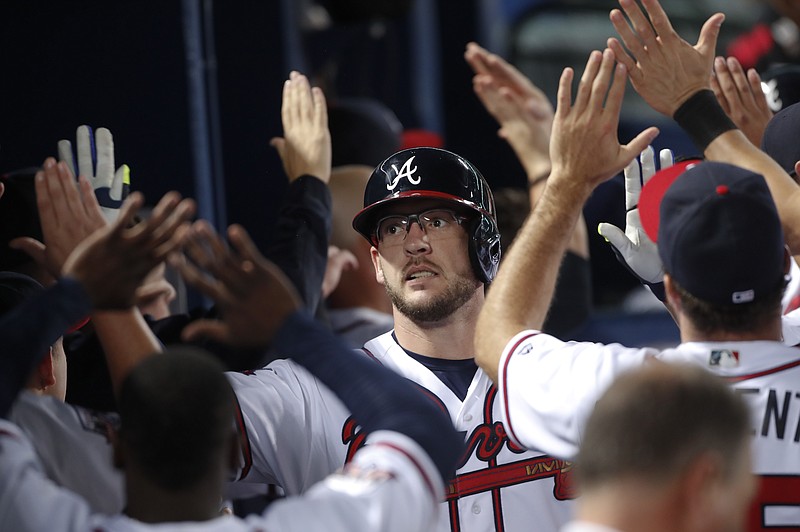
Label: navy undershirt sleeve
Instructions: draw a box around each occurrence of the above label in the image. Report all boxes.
[264,175,331,315]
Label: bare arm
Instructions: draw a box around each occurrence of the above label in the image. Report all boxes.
[475,49,657,382]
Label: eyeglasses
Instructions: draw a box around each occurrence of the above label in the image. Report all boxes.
[375,209,469,244]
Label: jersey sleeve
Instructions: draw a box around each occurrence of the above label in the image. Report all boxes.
[497,330,653,459]
[253,430,442,532]
[227,359,349,493]
[0,419,94,532]
[9,394,124,515]
[781,307,800,346]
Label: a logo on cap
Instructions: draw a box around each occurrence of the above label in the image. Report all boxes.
[762,78,782,112]
[732,289,755,304]
[387,156,421,191]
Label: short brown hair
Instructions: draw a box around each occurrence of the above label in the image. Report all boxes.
[578,363,750,489]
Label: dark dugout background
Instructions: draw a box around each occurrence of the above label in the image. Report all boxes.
[0,1,522,253]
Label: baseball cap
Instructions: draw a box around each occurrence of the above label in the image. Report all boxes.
[639,161,785,306]
[761,65,800,115]
[0,271,44,316]
[761,101,800,176]
[0,271,89,333]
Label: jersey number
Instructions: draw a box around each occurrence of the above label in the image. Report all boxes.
[750,475,800,531]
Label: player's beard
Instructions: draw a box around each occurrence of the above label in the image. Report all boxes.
[384,268,481,323]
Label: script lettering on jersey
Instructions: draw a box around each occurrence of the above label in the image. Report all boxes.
[456,421,525,465]
[387,156,421,191]
[737,387,800,442]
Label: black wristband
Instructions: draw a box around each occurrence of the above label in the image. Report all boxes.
[673,90,737,152]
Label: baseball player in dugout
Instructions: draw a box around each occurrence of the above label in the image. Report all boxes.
[475,1,800,531]
[0,134,462,531]
[564,362,755,532]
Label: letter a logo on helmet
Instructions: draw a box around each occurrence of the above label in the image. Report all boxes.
[387,156,421,190]
[352,147,501,283]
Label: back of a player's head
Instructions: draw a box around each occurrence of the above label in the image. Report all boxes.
[578,363,750,490]
[646,162,786,333]
[118,347,236,491]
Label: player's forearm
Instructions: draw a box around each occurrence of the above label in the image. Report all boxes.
[704,130,800,252]
[530,180,590,259]
[91,308,163,397]
[264,175,332,314]
[476,174,590,382]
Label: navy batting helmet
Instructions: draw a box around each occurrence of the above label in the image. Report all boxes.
[352,147,501,283]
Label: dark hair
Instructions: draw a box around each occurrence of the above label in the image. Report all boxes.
[578,363,750,489]
[671,276,784,335]
[118,347,236,490]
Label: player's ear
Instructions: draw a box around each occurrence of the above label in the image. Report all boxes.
[678,451,726,531]
[370,246,385,285]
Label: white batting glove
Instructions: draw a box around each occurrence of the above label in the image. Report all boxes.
[58,125,130,223]
[597,146,673,298]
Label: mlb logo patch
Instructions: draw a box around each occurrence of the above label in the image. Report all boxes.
[518,343,534,356]
[709,349,739,368]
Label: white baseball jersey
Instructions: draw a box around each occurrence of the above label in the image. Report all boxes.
[0,420,442,532]
[327,306,394,348]
[498,330,800,531]
[781,258,800,313]
[230,331,575,532]
[8,390,124,514]
[781,307,800,346]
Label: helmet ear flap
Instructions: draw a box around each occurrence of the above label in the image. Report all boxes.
[468,215,501,284]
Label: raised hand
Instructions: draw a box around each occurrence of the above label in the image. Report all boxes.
[710,56,773,146]
[607,0,724,116]
[169,221,302,349]
[270,71,332,184]
[465,42,554,181]
[549,49,658,193]
[10,157,107,283]
[63,191,195,310]
[58,125,130,223]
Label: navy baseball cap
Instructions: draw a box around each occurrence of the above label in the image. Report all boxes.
[0,271,43,316]
[641,162,785,306]
[761,102,800,176]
